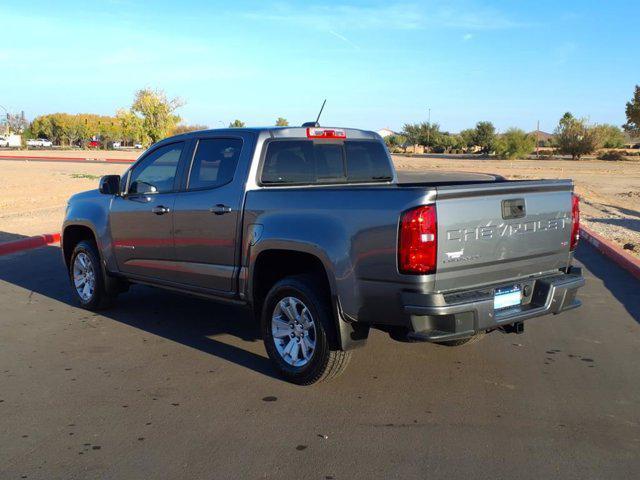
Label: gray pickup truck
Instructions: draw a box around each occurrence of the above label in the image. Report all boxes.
[62,126,584,384]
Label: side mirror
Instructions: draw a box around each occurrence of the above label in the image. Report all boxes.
[99,175,121,195]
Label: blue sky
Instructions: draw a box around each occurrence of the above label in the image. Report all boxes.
[1,0,638,133]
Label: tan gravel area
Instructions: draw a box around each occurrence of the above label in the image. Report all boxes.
[393,155,640,258]
[0,149,140,160]
[0,160,130,242]
[1,151,638,259]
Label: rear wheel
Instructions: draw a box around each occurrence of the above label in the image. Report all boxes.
[261,275,351,385]
[69,240,116,310]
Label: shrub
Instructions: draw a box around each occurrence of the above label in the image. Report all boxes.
[598,151,627,161]
[472,121,496,154]
[494,128,536,159]
[554,112,602,160]
[594,124,626,148]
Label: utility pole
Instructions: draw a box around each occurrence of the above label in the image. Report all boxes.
[426,107,431,153]
[0,105,8,135]
[536,120,540,159]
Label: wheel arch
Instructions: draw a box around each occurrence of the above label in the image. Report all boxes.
[250,247,368,350]
[62,223,100,269]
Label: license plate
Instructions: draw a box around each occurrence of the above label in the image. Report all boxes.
[494,285,522,310]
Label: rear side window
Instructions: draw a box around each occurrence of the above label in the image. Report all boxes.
[261,140,392,185]
[187,138,242,190]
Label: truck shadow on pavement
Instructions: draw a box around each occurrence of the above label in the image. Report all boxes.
[0,241,637,379]
[0,244,281,380]
[574,242,639,324]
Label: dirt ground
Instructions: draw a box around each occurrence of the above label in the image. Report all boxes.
[393,155,640,257]
[1,150,638,257]
[0,149,140,160]
[0,160,131,242]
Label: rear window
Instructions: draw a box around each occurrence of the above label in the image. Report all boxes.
[187,138,242,190]
[261,140,392,185]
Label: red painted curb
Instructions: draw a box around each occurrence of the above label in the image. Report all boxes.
[580,226,640,280]
[0,233,61,256]
[0,155,135,164]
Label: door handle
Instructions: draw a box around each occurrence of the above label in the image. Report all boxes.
[152,205,170,215]
[209,204,232,215]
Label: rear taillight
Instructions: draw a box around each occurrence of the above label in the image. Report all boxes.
[570,194,580,251]
[398,205,437,275]
[306,128,346,139]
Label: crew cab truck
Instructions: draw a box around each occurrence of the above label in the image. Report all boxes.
[62,126,584,384]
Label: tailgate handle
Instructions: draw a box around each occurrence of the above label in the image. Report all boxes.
[502,198,526,219]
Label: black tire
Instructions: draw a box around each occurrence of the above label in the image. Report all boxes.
[435,332,485,347]
[261,274,351,385]
[69,240,116,310]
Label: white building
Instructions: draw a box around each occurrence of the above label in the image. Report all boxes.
[376,128,397,138]
[0,133,21,147]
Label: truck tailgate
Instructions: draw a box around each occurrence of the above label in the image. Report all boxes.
[434,180,573,292]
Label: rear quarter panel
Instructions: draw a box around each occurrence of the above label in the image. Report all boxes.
[243,186,436,322]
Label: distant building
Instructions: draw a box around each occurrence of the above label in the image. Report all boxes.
[529,130,554,147]
[0,133,21,147]
[376,128,397,138]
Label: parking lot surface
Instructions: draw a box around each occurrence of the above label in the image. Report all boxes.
[0,243,638,479]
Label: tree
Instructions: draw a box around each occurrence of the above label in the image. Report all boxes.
[459,128,476,150]
[472,121,496,154]
[594,124,626,148]
[170,123,208,135]
[131,88,184,143]
[401,123,422,148]
[623,85,640,135]
[30,115,55,141]
[401,122,442,149]
[275,117,289,126]
[384,134,407,152]
[433,133,464,153]
[64,115,90,147]
[97,118,120,149]
[554,112,602,160]
[494,128,536,159]
[229,119,245,128]
[116,109,145,146]
[5,111,28,134]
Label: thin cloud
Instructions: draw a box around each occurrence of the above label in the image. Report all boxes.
[463,33,473,41]
[244,3,425,31]
[553,41,577,65]
[328,30,360,50]
[245,2,526,32]
[433,5,525,30]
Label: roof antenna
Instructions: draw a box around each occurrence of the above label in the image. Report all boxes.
[302,99,326,127]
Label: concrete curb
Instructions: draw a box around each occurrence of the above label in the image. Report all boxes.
[0,233,61,256]
[580,226,640,280]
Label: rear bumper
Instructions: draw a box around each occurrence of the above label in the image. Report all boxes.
[401,267,584,342]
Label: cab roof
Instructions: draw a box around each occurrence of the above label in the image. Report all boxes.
[163,126,382,143]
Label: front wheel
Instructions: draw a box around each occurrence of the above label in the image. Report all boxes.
[69,240,116,310]
[261,275,351,385]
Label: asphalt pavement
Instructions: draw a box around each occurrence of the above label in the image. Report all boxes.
[0,243,638,479]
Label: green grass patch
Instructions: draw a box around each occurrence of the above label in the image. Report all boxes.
[70,173,101,180]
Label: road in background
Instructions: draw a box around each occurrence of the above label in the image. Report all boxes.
[0,242,638,479]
